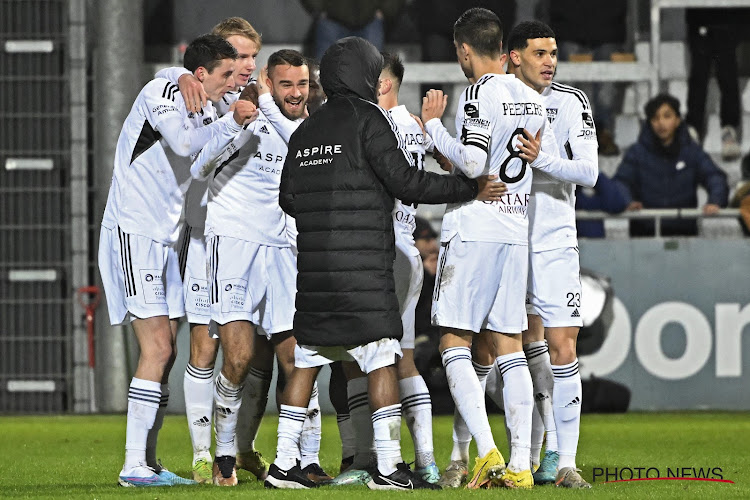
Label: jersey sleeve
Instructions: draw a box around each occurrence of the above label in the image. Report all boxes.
[530,96,598,188]
[258,93,301,143]
[153,66,191,85]
[424,86,490,179]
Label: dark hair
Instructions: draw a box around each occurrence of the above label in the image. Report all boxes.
[305,57,320,74]
[267,49,307,76]
[381,51,404,86]
[454,7,503,58]
[183,34,237,73]
[644,93,681,121]
[507,20,555,52]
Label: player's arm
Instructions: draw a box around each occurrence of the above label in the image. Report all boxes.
[256,67,300,143]
[364,106,505,204]
[145,81,257,158]
[521,101,598,188]
[154,66,207,114]
[189,101,259,179]
[279,148,297,217]
[422,89,488,179]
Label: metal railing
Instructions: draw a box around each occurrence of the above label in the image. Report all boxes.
[575,208,743,238]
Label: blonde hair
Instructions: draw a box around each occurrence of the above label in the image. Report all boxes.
[212,17,262,49]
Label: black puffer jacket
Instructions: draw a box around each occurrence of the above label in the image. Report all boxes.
[280,37,478,347]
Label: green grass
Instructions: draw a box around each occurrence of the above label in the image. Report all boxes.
[1,412,747,498]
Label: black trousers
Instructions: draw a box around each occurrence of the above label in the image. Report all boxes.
[685,20,741,136]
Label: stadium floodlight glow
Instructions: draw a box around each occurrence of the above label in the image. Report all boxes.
[7,380,56,392]
[8,269,58,282]
[5,158,54,171]
[4,40,54,53]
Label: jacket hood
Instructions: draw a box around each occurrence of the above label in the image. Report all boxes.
[320,36,383,102]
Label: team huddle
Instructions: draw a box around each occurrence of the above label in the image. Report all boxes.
[99,7,597,492]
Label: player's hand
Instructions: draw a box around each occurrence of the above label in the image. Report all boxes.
[626,201,643,211]
[518,128,542,164]
[703,203,720,215]
[239,82,259,106]
[410,113,426,135]
[232,99,259,126]
[475,175,508,201]
[258,65,271,96]
[422,89,447,124]
[433,148,453,172]
[178,73,207,113]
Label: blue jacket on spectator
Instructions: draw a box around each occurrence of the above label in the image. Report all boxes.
[576,173,628,238]
[614,122,728,236]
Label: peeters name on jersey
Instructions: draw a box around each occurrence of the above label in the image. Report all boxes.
[205,110,293,246]
[443,73,547,245]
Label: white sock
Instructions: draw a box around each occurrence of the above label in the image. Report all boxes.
[276,405,306,470]
[524,341,557,453]
[236,366,271,454]
[441,347,495,458]
[300,382,322,469]
[347,377,374,468]
[337,414,355,460]
[530,406,544,467]
[184,364,214,459]
[213,371,242,458]
[399,375,434,468]
[124,378,161,470]
[485,364,514,456]
[145,384,169,469]
[552,359,582,470]
[497,352,534,473]
[372,404,403,476]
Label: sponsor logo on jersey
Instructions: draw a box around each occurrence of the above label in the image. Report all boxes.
[464,102,479,118]
[203,117,213,125]
[546,107,558,123]
[145,274,154,282]
[191,283,200,292]
[259,124,270,134]
[582,112,595,128]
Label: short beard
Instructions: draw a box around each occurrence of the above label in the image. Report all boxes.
[273,94,304,120]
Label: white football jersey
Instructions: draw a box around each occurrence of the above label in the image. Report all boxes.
[441,74,547,245]
[214,89,241,117]
[528,82,599,251]
[202,110,300,246]
[389,105,433,256]
[101,78,228,245]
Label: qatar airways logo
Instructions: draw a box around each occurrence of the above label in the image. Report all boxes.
[295,144,343,167]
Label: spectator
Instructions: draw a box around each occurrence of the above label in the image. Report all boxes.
[575,173,628,238]
[543,0,627,156]
[685,8,750,161]
[729,153,750,236]
[614,93,729,237]
[300,0,405,60]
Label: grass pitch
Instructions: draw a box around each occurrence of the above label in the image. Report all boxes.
[1,412,747,499]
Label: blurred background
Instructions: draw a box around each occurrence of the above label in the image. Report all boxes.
[1,0,749,415]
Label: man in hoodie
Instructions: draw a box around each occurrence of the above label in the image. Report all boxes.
[267,36,506,491]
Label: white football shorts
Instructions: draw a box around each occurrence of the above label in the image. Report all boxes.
[526,246,583,328]
[177,224,210,325]
[432,235,528,334]
[98,225,185,325]
[207,235,296,335]
[394,242,423,350]
[294,338,403,374]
